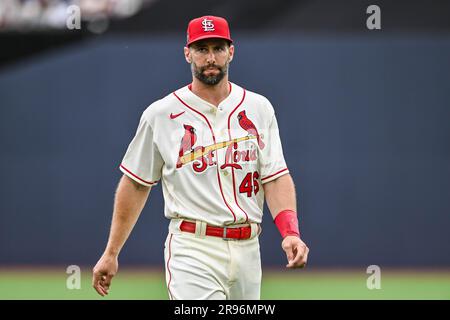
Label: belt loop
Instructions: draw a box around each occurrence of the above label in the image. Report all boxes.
[195,220,207,238]
[170,218,183,234]
[250,223,260,239]
[222,226,231,241]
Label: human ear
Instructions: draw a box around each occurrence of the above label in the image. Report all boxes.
[184,46,192,63]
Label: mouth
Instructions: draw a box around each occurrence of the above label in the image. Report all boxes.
[204,66,219,72]
[203,69,219,77]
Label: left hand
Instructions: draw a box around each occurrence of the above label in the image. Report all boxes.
[281,236,309,268]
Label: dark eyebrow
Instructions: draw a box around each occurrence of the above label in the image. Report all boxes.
[191,44,207,50]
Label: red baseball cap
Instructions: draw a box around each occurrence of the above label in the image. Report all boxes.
[186,15,233,46]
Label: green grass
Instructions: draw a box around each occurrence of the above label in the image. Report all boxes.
[261,270,450,299]
[0,268,449,300]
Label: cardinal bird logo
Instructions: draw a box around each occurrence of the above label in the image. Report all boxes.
[176,124,197,168]
[237,110,265,150]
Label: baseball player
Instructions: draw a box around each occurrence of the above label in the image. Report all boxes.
[92,15,309,300]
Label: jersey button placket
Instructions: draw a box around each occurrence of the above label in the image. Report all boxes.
[216,109,234,209]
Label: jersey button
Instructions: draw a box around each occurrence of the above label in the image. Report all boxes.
[223,171,229,176]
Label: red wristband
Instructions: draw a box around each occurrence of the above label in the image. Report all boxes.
[274,209,300,238]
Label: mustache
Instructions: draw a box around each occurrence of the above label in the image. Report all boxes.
[199,64,222,72]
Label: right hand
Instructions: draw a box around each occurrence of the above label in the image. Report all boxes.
[92,253,118,296]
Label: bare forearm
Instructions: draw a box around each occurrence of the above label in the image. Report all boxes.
[104,175,151,256]
[263,174,297,219]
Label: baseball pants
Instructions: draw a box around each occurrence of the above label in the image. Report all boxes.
[164,219,262,300]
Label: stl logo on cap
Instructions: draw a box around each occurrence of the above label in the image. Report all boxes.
[202,18,215,32]
[186,15,233,46]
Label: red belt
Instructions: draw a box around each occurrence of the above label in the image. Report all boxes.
[180,221,252,240]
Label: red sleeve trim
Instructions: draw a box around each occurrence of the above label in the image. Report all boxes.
[261,168,289,181]
[120,164,157,185]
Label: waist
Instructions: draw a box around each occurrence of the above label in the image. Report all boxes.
[179,220,257,240]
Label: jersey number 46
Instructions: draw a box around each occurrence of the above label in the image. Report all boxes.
[239,171,260,197]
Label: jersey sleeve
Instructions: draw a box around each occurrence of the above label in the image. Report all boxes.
[119,113,163,187]
[259,112,290,184]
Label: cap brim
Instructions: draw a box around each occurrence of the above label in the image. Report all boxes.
[187,35,233,46]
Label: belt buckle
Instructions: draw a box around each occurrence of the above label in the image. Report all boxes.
[222,226,231,241]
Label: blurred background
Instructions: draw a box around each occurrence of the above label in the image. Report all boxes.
[1,0,450,299]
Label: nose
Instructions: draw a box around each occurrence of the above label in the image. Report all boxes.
[206,50,215,64]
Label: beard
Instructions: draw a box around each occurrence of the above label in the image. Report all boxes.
[191,61,229,85]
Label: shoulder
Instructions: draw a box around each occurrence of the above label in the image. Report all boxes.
[240,86,275,118]
[140,89,181,125]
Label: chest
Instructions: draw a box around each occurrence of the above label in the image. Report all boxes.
[156,104,265,173]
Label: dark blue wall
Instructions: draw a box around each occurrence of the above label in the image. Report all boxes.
[1,34,449,268]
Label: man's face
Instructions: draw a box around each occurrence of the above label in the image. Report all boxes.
[185,39,234,85]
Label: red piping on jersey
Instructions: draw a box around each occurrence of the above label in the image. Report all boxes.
[173,90,237,223]
[167,233,173,300]
[261,168,289,181]
[120,164,157,185]
[227,89,249,223]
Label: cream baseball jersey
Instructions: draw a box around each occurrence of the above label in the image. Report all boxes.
[120,82,289,226]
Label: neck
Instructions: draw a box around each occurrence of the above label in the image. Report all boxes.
[190,77,230,107]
